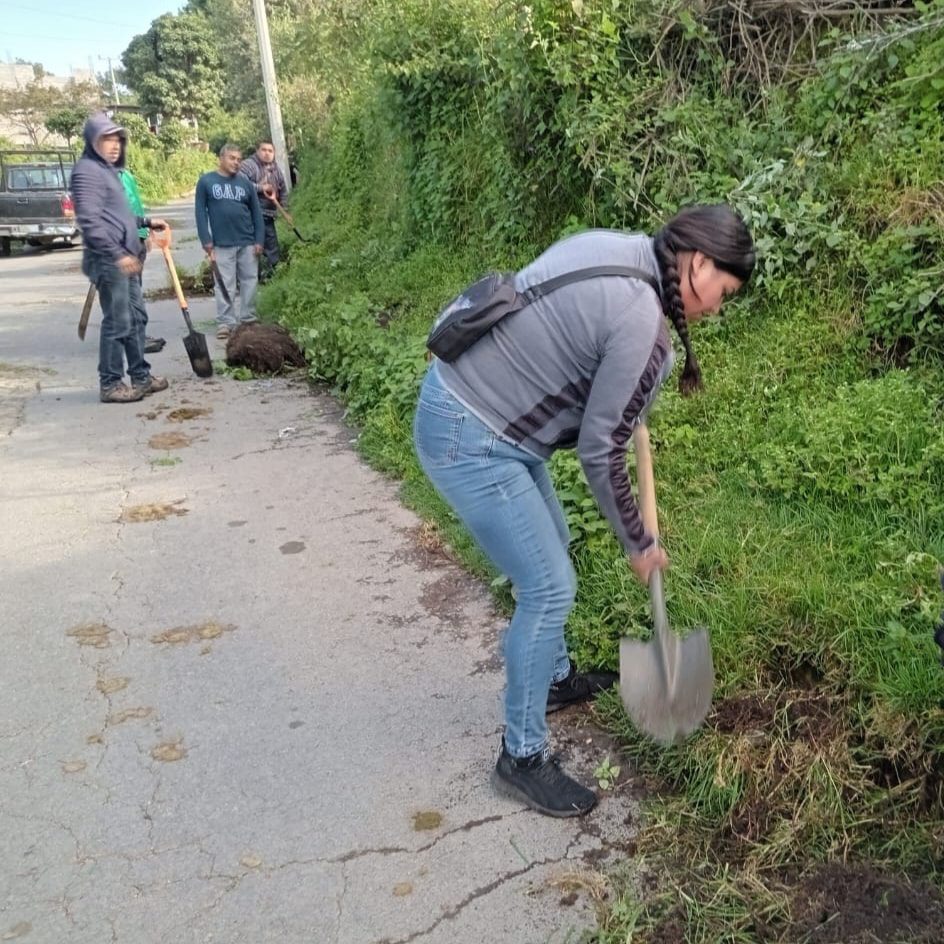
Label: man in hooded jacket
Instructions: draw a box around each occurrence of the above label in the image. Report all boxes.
[238,140,287,276]
[71,113,169,403]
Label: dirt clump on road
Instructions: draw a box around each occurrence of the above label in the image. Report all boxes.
[148,432,192,449]
[150,621,232,645]
[66,622,112,648]
[225,322,306,374]
[120,501,188,522]
[166,407,212,422]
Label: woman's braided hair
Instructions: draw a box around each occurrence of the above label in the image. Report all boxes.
[653,204,755,395]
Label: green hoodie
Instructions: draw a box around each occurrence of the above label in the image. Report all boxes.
[119,169,149,239]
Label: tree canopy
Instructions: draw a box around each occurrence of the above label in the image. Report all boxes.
[122,11,223,124]
[43,106,89,148]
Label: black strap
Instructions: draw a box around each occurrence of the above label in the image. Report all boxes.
[520,265,662,306]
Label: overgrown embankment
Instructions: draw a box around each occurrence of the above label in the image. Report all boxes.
[262,1,944,939]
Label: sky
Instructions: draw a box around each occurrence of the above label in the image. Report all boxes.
[3,0,184,78]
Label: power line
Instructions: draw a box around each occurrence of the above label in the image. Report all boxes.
[3,32,102,44]
[3,5,141,29]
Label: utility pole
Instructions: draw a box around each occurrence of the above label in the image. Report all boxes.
[251,0,291,194]
[98,55,120,106]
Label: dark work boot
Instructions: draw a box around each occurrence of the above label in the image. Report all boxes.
[546,665,618,713]
[492,740,596,817]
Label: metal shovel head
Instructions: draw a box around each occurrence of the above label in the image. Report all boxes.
[619,569,714,745]
[183,330,213,378]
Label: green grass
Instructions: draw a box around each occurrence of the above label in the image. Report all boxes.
[265,206,944,939]
[257,13,944,932]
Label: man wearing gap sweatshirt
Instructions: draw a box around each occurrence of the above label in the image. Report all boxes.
[194,143,264,340]
[71,113,169,403]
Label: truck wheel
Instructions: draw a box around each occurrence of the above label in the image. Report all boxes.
[1,237,11,257]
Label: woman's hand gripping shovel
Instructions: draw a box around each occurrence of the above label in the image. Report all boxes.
[151,225,213,378]
[619,423,714,744]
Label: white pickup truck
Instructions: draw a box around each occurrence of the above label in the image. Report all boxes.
[0,149,80,256]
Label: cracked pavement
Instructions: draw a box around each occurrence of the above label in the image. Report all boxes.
[0,197,639,943]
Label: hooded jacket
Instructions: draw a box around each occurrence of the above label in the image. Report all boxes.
[71,113,149,263]
[238,153,286,219]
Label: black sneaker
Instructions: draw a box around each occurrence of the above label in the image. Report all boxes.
[144,336,166,353]
[492,740,597,817]
[546,665,618,713]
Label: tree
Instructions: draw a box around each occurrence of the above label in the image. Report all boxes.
[44,106,88,148]
[0,79,101,146]
[122,11,223,125]
[184,0,263,115]
[0,81,67,145]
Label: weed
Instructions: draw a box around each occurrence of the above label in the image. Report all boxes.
[212,360,255,381]
[593,756,621,791]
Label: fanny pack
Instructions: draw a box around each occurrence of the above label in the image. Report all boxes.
[427,265,661,363]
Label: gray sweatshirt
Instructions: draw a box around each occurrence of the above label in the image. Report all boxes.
[437,230,674,556]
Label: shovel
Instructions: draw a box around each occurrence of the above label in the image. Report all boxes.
[271,195,313,243]
[210,259,232,305]
[152,228,212,378]
[619,423,714,744]
[77,282,96,340]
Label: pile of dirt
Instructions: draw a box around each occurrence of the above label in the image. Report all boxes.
[786,863,944,943]
[225,323,306,375]
[711,687,842,743]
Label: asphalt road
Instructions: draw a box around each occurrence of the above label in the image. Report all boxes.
[0,197,638,944]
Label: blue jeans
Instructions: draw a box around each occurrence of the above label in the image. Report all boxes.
[84,252,150,390]
[413,364,574,758]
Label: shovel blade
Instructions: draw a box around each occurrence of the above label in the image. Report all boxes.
[183,330,213,378]
[619,626,714,745]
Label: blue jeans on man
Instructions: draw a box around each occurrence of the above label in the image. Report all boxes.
[84,252,150,391]
[413,363,574,759]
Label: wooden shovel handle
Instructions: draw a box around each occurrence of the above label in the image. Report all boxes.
[78,282,96,340]
[632,423,660,541]
[272,196,290,221]
[161,246,189,311]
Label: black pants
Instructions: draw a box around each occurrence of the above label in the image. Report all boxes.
[261,217,280,273]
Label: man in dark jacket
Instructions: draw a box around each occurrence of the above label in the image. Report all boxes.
[71,113,169,403]
[238,140,287,275]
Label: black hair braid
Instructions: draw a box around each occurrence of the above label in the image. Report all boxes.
[653,231,702,395]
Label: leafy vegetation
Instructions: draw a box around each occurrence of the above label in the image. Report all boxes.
[212,360,255,381]
[122,11,223,125]
[256,0,944,938]
[125,144,214,206]
[42,106,90,149]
